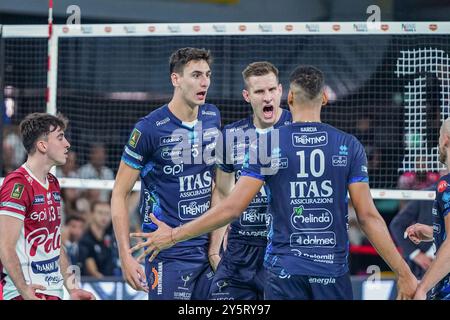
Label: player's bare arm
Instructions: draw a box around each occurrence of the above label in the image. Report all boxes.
[0,215,46,300]
[130,176,263,262]
[59,246,95,300]
[208,169,235,271]
[414,215,450,299]
[349,182,418,300]
[111,161,148,292]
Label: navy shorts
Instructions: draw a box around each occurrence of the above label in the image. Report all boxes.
[209,241,265,300]
[264,269,353,300]
[145,252,214,300]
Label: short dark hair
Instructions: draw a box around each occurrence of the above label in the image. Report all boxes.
[242,61,279,87]
[289,65,324,100]
[169,47,212,74]
[91,201,110,213]
[65,214,85,225]
[19,113,68,154]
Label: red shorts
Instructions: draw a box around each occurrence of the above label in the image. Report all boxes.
[12,293,61,300]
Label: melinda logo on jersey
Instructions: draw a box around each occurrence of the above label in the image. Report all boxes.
[291,207,333,231]
[26,226,61,257]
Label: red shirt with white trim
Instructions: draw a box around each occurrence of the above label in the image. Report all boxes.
[0,165,63,300]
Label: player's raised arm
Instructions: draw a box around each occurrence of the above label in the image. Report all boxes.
[208,168,235,271]
[130,175,263,262]
[111,161,148,292]
[349,182,418,299]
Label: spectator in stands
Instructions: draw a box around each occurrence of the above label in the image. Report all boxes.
[2,126,26,175]
[56,151,85,218]
[79,201,118,278]
[365,144,383,189]
[354,112,375,147]
[1,139,15,176]
[397,156,440,211]
[78,143,114,203]
[3,126,26,169]
[398,156,440,191]
[62,215,86,269]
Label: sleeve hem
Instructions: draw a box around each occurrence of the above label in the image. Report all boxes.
[0,210,25,221]
[240,170,265,181]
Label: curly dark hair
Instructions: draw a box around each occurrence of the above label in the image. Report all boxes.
[289,65,324,100]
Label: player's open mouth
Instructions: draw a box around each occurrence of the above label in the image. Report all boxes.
[196,91,206,100]
[263,105,274,119]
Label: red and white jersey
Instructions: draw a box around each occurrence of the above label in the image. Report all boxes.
[0,165,63,300]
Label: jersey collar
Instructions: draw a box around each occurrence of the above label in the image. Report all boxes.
[22,164,49,190]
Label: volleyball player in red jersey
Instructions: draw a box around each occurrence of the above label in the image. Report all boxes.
[0,113,94,300]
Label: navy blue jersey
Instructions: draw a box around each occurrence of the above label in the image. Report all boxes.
[218,109,291,247]
[431,176,450,298]
[241,122,369,277]
[122,104,221,258]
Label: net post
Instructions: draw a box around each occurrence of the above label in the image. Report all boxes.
[46,0,58,117]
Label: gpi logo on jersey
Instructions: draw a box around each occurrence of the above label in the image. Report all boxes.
[292,132,328,147]
[30,207,60,222]
[291,206,333,230]
[163,163,184,175]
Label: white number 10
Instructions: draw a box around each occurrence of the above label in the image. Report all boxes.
[296,149,325,178]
